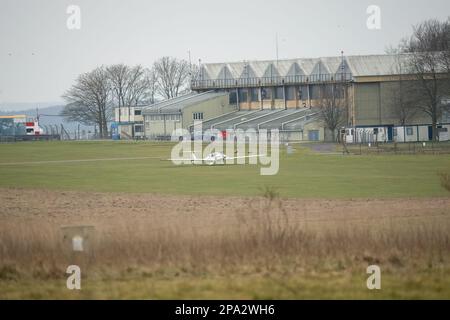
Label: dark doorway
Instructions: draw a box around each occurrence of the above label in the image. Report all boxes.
[387,126,393,141]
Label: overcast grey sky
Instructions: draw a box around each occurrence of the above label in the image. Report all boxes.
[0,0,449,106]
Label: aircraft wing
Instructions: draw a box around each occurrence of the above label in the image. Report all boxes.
[225,154,264,160]
[165,157,206,161]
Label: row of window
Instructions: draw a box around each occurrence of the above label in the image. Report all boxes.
[147,114,181,121]
[228,85,345,104]
[396,127,448,136]
[146,113,204,121]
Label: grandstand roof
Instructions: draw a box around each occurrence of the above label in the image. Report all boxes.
[142,91,227,114]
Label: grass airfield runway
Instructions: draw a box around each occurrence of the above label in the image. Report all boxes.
[0,141,449,299]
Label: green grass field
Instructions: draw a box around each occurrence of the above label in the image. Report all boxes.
[1,140,450,299]
[0,140,449,197]
[3,269,450,299]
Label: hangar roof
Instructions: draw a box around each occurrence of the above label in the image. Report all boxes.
[345,54,409,77]
[196,53,445,82]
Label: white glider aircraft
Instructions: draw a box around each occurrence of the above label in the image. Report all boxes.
[168,151,263,166]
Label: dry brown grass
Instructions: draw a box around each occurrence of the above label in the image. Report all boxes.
[0,192,449,283]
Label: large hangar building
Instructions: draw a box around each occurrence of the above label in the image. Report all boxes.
[114,54,450,142]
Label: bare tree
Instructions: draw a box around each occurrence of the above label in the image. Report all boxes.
[188,63,200,83]
[176,63,199,96]
[402,18,450,140]
[386,54,420,125]
[61,66,112,138]
[153,57,190,99]
[145,68,158,105]
[389,81,420,126]
[107,64,156,119]
[107,64,128,110]
[317,83,348,142]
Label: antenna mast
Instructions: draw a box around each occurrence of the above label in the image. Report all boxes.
[275,33,279,66]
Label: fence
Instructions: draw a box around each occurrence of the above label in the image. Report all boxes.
[345,140,450,155]
[191,73,353,89]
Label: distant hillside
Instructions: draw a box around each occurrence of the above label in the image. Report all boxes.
[0,104,93,133]
[0,102,63,112]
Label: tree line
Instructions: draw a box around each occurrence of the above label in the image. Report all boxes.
[61,57,197,138]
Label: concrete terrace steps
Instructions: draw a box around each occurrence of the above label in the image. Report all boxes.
[195,108,318,132]
[212,110,273,131]
[200,111,249,129]
[235,109,289,130]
